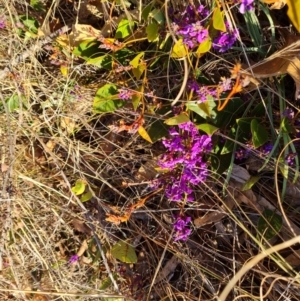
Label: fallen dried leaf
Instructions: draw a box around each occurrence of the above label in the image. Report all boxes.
[242,33,300,99]
[154,255,180,284]
[71,219,92,235]
[194,211,226,228]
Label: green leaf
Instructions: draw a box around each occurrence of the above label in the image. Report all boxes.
[149,9,165,25]
[252,102,265,117]
[30,0,45,11]
[214,97,244,128]
[171,38,188,58]
[165,113,190,125]
[5,94,27,112]
[186,102,205,117]
[133,64,146,80]
[115,0,131,7]
[147,119,169,142]
[94,83,118,100]
[130,52,145,68]
[237,117,253,133]
[71,179,86,195]
[81,191,93,202]
[242,176,260,191]
[220,126,236,154]
[130,54,146,80]
[97,274,118,291]
[210,152,232,175]
[279,159,289,179]
[251,119,268,148]
[159,32,170,49]
[73,40,102,60]
[196,38,212,56]
[99,277,112,290]
[132,86,143,110]
[111,241,137,263]
[115,19,135,39]
[196,123,219,135]
[257,209,282,240]
[93,99,125,113]
[84,48,133,70]
[213,7,226,32]
[87,55,111,68]
[93,84,125,113]
[146,22,159,42]
[19,15,39,34]
[142,2,154,20]
[7,95,20,112]
[186,97,216,119]
[280,117,293,133]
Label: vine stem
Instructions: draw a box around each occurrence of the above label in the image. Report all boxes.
[164,0,189,107]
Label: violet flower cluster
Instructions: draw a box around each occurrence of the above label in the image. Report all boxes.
[212,22,239,53]
[171,5,209,49]
[239,0,255,14]
[173,215,192,241]
[188,77,233,104]
[69,254,79,264]
[282,108,295,120]
[235,142,273,161]
[158,121,212,202]
[118,88,134,100]
[156,121,212,241]
[171,4,239,53]
[188,81,217,103]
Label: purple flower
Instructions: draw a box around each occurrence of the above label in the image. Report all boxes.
[259,142,273,155]
[178,23,208,49]
[173,215,192,241]
[197,5,209,19]
[196,86,217,103]
[118,88,133,100]
[282,108,294,120]
[188,81,217,103]
[190,22,208,43]
[219,77,232,92]
[171,4,210,49]
[69,254,79,264]
[239,0,255,14]
[235,148,251,161]
[188,81,200,93]
[213,23,239,53]
[285,153,297,167]
[0,16,6,29]
[157,122,212,202]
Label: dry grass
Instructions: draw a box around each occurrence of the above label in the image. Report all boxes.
[1,0,300,301]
